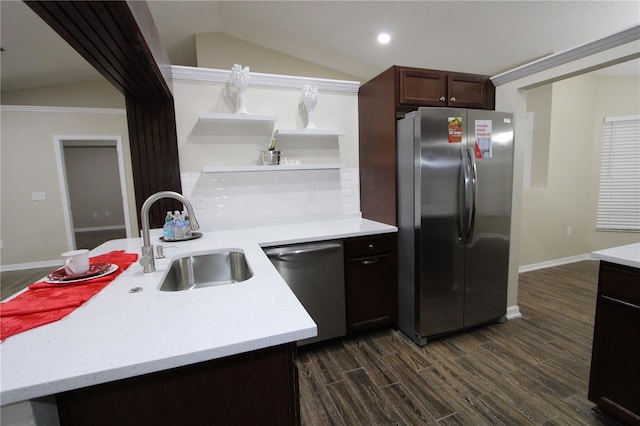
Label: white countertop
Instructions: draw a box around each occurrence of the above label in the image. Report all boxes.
[0,218,396,406]
[591,242,640,269]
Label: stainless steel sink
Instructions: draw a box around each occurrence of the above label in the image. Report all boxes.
[159,250,253,291]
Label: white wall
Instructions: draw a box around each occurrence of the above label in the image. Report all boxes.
[1,80,124,108]
[520,74,598,265]
[520,73,639,267]
[0,107,135,268]
[495,38,640,309]
[172,67,361,230]
[525,84,552,189]
[173,73,359,171]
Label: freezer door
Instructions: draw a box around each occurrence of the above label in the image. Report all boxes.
[415,108,467,337]
[463,110,513,326]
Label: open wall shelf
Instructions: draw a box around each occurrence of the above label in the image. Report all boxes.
[192,113,277,136]
[191,112,346,170]
[202,164,344,173]
[274,129,345,137]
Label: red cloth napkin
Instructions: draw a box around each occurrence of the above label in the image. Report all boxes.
[0,250,138,341]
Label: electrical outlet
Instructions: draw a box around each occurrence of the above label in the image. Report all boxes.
[105,211,110,217]
[31,191,46,201]
[566,226,573,237]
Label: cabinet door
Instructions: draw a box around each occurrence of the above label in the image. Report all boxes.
[447,74,489,109]
[346,254,395,332]
[589,295,640,424]
[398,68,447,107]
[56,343,300,426]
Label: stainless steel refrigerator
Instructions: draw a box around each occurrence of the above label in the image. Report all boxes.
[397,107,514,346]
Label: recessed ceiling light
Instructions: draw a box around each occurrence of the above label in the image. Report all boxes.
[377,33,391,45]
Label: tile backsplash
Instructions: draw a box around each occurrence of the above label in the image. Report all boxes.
[181,168,361,230]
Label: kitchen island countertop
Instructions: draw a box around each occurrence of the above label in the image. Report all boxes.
[0,218,397,406]
[591,242,640,269]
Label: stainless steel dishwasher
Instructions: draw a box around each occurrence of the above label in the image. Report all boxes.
[264,241,345,346]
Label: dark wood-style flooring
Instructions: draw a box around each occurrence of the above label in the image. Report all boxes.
[297,260,619,425]
[0,253,617,425]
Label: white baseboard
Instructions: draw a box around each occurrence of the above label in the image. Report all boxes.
[519,253,594,273]
[506,305,522,320]
[0,259,62,273]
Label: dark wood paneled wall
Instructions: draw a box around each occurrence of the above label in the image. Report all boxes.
[125,97,183,224]
[25,1,182,228]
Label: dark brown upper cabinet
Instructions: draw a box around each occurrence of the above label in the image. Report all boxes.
[397,66,495,112]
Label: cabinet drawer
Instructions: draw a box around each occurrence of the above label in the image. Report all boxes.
[345,233,395,259]
[599,262,640,305]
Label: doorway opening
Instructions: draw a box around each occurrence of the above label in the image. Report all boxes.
[54,136,132,251]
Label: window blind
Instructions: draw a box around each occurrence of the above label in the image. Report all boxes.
[596,115,640,231]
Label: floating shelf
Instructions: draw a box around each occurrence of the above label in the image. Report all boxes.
[202,164,345,173]
[274,129,346,137]
[192,113,277,137]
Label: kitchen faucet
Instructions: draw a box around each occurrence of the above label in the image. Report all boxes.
[139,191,200,273]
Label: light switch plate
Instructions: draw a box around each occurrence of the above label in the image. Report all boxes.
[31,191,46,201]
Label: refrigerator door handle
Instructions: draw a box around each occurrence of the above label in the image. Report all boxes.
[466,147,478,242]
[458,147,469,242]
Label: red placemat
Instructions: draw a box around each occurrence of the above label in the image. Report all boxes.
[1,250,138,341]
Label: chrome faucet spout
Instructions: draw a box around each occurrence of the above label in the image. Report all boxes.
[140,191,200,273]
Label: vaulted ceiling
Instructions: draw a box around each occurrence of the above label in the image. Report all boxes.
[1,1,639,93]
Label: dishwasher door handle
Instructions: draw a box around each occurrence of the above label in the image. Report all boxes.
[264,242,342,261]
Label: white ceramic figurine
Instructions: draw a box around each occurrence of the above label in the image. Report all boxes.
[302,84,318,129]
[230,64,250,114]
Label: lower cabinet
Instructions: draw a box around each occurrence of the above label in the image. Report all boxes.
[56,343,300,426]
[588,261,640,425]
[344,233,397,333]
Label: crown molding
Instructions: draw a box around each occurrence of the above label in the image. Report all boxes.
[0,105,126,114]
[171,65,360,93]
[492,24,640,86]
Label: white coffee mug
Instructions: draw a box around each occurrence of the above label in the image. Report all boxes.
[62,249,90,275]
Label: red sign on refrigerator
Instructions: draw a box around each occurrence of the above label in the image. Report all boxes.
[448,117,462,143]
[474,120,492,158]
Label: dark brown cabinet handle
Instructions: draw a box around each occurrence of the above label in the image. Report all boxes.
[362,259,379,265]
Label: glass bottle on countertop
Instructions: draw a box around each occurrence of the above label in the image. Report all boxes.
[163,211,174,241]
[174,210,184,240]
[182,210,192,238]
